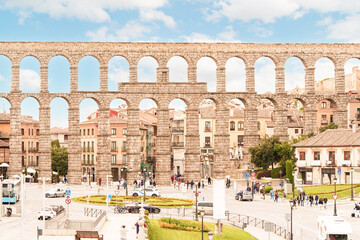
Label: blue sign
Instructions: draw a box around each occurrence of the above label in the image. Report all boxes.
[108,194,112,199]
[65,190,71,196]
[245,173,249,180]
[338,170,341,175]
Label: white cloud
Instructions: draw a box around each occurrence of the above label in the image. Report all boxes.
[326,14,360,42]
[109,57,129,83]
[139,9,176,29]
[86,21,151,41]
[197,57,217,92]
[20,69,40,91]
[344,58,360,75]
[248,22,273,38]
[0,0,169,23]
[167,56,188,82]
[182,25,241,42]
[225,58,246,92]
[254,58,275,93]
[285,58,305,91]
[315,58,334,82]
[316,16,333,26]
[138,57,159,82]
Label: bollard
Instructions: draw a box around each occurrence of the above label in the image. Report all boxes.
[182,206,185,217]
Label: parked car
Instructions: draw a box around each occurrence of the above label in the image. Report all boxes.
[135,185,158,191]
[235,190,253,201]
[38,207,55,220]
[126,202,161,214]
[49,205,65,215]
[132,188,161,197]
[45,188,66,198]
[192,201,213,215]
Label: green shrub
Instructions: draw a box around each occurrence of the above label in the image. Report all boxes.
[257,170,271,179]
[270,167,286,178]
[265,186,273,194]
[286,160,294,185]
[159,218,209,232]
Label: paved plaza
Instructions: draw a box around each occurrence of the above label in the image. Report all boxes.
[1,182,360,240]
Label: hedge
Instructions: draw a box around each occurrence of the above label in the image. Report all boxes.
[270,167,286,178]
[265,186,273,194]
[257,170,271,179]
[159,218,209,232]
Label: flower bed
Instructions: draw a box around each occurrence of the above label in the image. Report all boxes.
[158,218,209,232]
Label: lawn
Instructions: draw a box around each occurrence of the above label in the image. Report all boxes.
[147,219,258,240]
[71,195,194,208]
[286,184,360,199]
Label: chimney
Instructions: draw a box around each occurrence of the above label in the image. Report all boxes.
[352,118,357,134]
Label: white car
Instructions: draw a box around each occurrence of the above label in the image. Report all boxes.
[135,185,158,191]
[132,188,161,197]
[45,188,66,198]
[38,207,55,220]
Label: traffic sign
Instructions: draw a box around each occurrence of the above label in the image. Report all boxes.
[332,194,338,201]
[245,173,249,177]
[65,198,71,204]
[115,190,119,196]
[251,172,256,177]
[178,181,181,185]
[251,176,256,181]
[245,175,249,181]
[337,170,341,175]
[65,190,71,196]
[108,194,112,199]
[279,170,283,175]
[141,163,151,168]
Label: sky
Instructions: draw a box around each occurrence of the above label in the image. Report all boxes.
[0,0,360,127]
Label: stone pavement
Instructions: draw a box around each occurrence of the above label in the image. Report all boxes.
[99,213,139,240]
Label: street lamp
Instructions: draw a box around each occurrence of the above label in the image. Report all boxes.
[334,177,337,216]
[251,167,254,199]
[247,164,250,188]
[351,167,354,201]
[121,166,130,196]
[292,170,296,199]
[289,199,295,240]
[208,231,214,240]
[195,180,199,221]
[200,209,205,240]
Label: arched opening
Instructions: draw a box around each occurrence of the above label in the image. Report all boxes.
[255,57,275,94]
[169,98,187,177]
[225,57,245,92]
[257,99,273,138]
[285,99,305,138]
[21,97,40,176]
[137,57,158,82]
[109,98,128,181]
[228,98,246,160]
[0,55,12,93]
[197,57,217,92]
[78,56,100,91]
[344,58,360,92]
[199,99,216,177]
[168,56,188,82]
[50,97,69,180]
[315,57,335,93]
[20,56,40,93]
[285,57,305,93]
[0,98,11,178]
[347,99,360,130]
[48,56,70,93]
[79,98,99,182]
[139,99,158,175]
[108,56,129,91]
[317,99,337,133]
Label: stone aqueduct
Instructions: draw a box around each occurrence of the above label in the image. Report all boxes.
[0,42,359,184]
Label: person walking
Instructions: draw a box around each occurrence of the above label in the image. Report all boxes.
[323,197,328,209]
[202,181,205,189]
[274,190,279,203]
[190,180,194,190]
[197,181,201,189]
[270,189,274,200]
[315,194,319,206]
[354,203,360,217]
[208,177,211,185]
[120,225,128,240]
[319,198,324,209]
[309,194,314,207]
[99,177,102,186]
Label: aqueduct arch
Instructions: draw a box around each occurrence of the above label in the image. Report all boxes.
[0,42,356,184]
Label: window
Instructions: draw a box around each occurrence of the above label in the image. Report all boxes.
[330,115,333,123]
[111,141,117,151]
[111,155,117,164]
[91,141,94,151]
[205,137,211,147]
[36,156,39,166]
[257,122,261,131]
[122,155,127,164]
[123,128,127,135]
[301,129,304,134]
[329,151,335,161]
[205,121,211,131]
[321,102,327,108]
[28,129,30,136]
[344,151,350,161]
[300,152,305,161]
[36,129,39,136]
[21,128,24,135]
[314,151,320,161]
[295,129,299,134]
[238,135,244,146]
[92,128,94,135]
[83,129,85,136]
[111,128,116,135]
[22,142,25,152]
[64,135,68,141]
[87,129,90,135]
[91,154,94,164]
[122,141,127,151]
[31,129,33,135]
[238,121,244,130]
[230,121,235,131]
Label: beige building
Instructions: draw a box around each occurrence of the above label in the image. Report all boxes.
[266,109,304,139]
[170,109,186,176]
[293,129,360,185]
[50,127,69,148]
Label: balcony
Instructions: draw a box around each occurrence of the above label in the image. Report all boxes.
[28,148,39,153]
[121,146,127,152]
[311,160,321,166]
[111,146,118,152]
[22,149,26,153]
[204,127,212,132]
[321,120,328,125]
[238,142,244,146]
[204,143,212,148]
[172,127,184,133]
[326,160,336,167]
[356,112,360,120]
[296,161,306,167]
[342,160,351,166]
[172,142,184,147]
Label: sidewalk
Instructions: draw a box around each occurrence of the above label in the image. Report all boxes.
[245,225,286,240]
[99,213,139,240]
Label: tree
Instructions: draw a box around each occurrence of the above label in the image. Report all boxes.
[320,122,338,133]
[286,160,294,185]
[34,170,38,182]
[51,140,68,176]
[24,167,28,176]
[249,136,281,170]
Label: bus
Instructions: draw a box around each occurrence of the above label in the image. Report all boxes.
[2,179,20,204]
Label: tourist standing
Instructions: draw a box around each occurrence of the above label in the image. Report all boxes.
[120,225,128,240]
[323,197,328,209]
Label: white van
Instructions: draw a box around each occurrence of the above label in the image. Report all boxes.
[192,201,213,215]
[317,216,352,240]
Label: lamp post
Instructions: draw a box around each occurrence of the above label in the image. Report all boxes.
[351,167,354,201]
[208,231,214,240]
[200,209,205,240]
[251,167,254,199]
[292,170,296,199]
[195,180,199,221]
[290,199,295,240]
[121,166,131,196]
[247,164,250,188]
[334,177,337,216]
